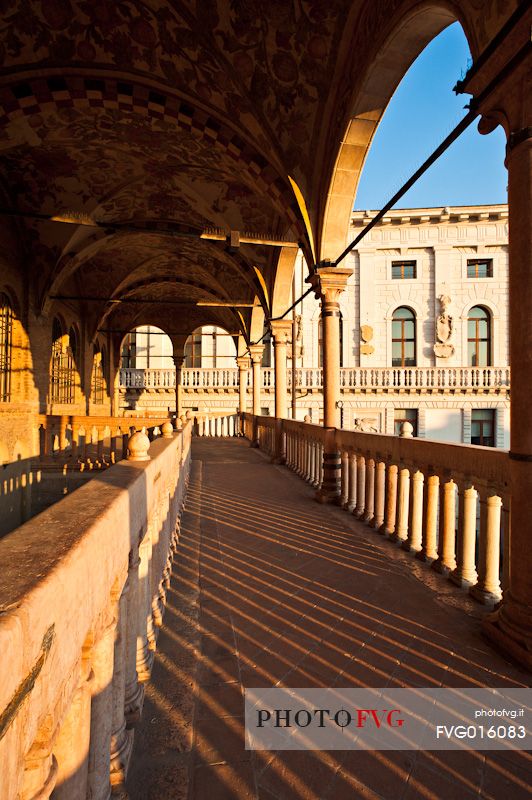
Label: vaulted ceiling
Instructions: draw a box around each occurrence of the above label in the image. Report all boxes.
[0,0,519,343]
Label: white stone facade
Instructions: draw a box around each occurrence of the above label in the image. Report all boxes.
[120,204,510,447]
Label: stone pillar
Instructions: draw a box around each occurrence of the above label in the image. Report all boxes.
[308,265,352,502]
[270,319,291,420]
[173,355,185,422]
[87,604,119,800]
[236,355,250,421]
[455,16,531,669]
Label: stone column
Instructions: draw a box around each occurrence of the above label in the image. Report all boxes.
[308,265,352,502]
[236,355,250,421]
[346,451,357,511]
[249,344,263,417]
[455,19,531,669]
[270,319,292,420]
[173,355,185,422]
[363,458,375,523]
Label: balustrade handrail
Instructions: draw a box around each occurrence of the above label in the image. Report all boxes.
[243,413,511,609]
[0,423,192,799]
[120,365,511,391]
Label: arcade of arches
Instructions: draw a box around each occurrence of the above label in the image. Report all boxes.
[0,2,530,799]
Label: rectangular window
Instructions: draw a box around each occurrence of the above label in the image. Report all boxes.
[392,260,416,279]
[471,409,495,447]
[467,259,493,278]
[394,409,418,437]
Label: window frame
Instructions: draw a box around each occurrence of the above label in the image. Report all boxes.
[466,258,494,279]
[471,409,495,447]
[391,260,417,280]
[391,306,417,367]
[467,305,491,367]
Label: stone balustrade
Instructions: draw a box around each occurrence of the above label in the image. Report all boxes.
[0,422,192,800]
[120,366,510,393]
[243,414,509,608]
[37,414,171,469]
[190,410,240,437]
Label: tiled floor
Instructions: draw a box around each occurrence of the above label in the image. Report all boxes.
[127,439,531,800]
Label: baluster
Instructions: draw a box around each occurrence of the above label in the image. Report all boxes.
[87,601,119,800]
[470,485,502,604]
[391,466,410,543]
[450,479,478,587]
[363,457,375,523]
[340,450,349,506]
[403,469,423,552]
[417,473,439,562]
[346,451,357,511]
[354,454,366,518]
[372,459,385,528]
[432,476,457,573]
[110,580,134,790]
[381,462,398,536]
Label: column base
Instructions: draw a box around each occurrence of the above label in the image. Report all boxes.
[315,450,341,503]
[401,541,421,553]
[431,557,455,575]
[315,486,342,504]
[482,594,532,671]
[389,531,407,544]
[416,550,437,564]
[449,568,477,588]
[469,584,502,607]
[110,728,134,788]
[125,681,145,728]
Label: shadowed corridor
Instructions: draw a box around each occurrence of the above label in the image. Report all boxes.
[126,438,531,800]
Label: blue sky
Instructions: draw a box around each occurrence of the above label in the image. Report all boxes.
[354,23,507,210]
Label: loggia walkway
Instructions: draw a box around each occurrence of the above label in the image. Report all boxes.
[126,438,531,800]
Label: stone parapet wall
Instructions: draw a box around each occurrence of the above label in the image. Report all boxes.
[0,422,192,799]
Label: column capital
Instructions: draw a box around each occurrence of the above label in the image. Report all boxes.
[173,355,186,369]
[248,343,264,364]
[236,355,250,370]
[270,318,292,345]
[307,265,353,304]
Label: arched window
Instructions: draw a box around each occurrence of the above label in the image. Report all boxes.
[92,344,105,404]
[468,306,491,367]
[0,292,13,402]
[50,318,74,404]
[392,307,416,367]
[184,331,202,367]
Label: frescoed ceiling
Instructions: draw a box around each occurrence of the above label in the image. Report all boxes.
[0,0,520,341]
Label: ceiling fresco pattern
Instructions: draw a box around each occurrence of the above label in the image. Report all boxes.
[0,0,519,342]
